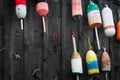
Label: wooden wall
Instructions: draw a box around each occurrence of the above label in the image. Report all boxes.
[1,0,120,80]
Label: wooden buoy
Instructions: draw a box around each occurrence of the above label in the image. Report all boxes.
[116,9,120,41]
[36,2,49,32]
[72,0,83,19]
[102,5,115,37]
[15,0,27,30]
[101,48,111,80]
[86,36,99,75]
[87,1,102,50]
[71,30,83,80]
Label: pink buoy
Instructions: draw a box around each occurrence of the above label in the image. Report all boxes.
[36,2,49,32]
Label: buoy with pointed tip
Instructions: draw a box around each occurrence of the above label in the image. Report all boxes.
[116,9,120,41]
[71,30,83,80]
[102,5,115,37]
[86,36,99,75]
[87,1,102,50]
[15,0,27,30]
[72,0,83,19]
[101,48,111,80]
[36,2,49,32]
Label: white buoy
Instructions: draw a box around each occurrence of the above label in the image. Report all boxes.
[15,0,27,30]
[102,5,115,37]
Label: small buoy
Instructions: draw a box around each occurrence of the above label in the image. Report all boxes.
[86,36,99,75]
[15,0,27,30]
[116,21,120,41]
[72,0,83,19]
[101,48,111,72]
[87,2,102,28]
[36,2,49,32]
[86,50,99,75]
[102,5,115,37]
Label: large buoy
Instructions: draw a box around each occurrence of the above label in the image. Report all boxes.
[102,5,115,37]
[72,0,83,19]
[36,2,49,32]
[87,1,102,50]
[87,2,102,29]
[116,9,120,41]
[86,36,99,75]
[101,48,111,80]
[71,30,83,80]
[15,0,27,30]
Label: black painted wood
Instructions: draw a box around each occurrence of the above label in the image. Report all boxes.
[2,0,120,80]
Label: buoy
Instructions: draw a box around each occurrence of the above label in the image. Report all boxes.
[87,1,102,29]
[86,36,99,75]
[116,9,120,41]
[15,0,27,30]
[71,30,83,80]
[72,0,83,19]
[87,1,102,50]
[101,48,111,80]
[36,2,49,32]
[102,5,115,37]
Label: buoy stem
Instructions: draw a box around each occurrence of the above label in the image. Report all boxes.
[95,27,100,50]
[73,36,77,52]
[117,9,120,20]
[105,72,108,80]
[87,36,92,50]
[42,16,46,32]
[20,19,24,30]
[76,75,79,80]
[104,47,106,52]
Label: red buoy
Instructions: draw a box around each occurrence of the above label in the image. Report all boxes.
[72,0,83,19]
[15,0,27,30]
[36,2,49,32]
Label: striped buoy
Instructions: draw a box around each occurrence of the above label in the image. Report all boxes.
[102,5,115,37]
[36,2,49,32]
[87,2,102,29]
[72,0,83,19]
[86,36,99,75]
[15,0,27,30]
[71,30,83,80]
[86,50,99,75]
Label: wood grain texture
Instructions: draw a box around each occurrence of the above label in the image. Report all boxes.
[2,0,120,80]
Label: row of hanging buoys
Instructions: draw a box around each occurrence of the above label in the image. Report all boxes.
[15,0,27,30]
[72,0,83,19]
[36,2,49,32]
[116,9,120,41]
[86,36,99,75]
[101,48,111,80]
[71,30,83,80]
[102,5,115,37]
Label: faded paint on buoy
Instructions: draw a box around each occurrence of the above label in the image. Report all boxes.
[87,2,102,28]
[102,5,115,37]
[15,0,27,18]
[36,2,49,16]
[71,52,83,74]
[72,0,83,18]
[101,48,111,71]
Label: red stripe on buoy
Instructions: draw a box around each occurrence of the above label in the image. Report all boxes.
[15,0,26,6]
[104,25,114,30]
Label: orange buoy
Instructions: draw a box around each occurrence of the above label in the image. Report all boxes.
[72,0,83,19]
[116,9,120,41]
